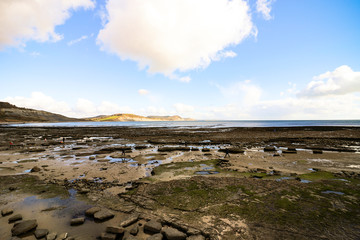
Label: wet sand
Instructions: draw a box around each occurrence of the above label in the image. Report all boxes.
[0,126,359,239]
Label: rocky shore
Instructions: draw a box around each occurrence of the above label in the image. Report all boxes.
[0,126,359,239]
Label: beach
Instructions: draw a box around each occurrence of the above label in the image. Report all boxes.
[0,126,359,239]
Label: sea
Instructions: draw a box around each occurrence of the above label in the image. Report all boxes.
[4,120,360,128]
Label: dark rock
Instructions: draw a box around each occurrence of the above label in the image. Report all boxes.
[130,225,139,235]
[106,226,124,234]
[8,214,22,223]
[94,209,115,221]
[30,166,41,172]
[100,232,117,240]
[144,220,162,233]
[218,148,245,154]
[11,219,37,236]
[34,229,49,239]
[1,207,13,216]
[161,226,187,240]
[313,149,323,154]
[187,228,201,235]
[282,150,297,154]
[147,233,163,240]
[119,213,140,227]
[85,206,101,216]
[70,217,85,225]
[9,186,17,191]
[264,146,276,151]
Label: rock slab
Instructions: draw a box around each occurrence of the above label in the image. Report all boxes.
[101,232,117,240]
[94,209,115,221]
[106,226,124,234]
[8,214,23,223]
[161,226,187,240]
[11,219,38,236]
[85,206,101,216]
[34,229,49,239]
[144,220,162,233]
[120,213,140,227]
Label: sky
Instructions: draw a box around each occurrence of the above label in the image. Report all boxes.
[1,0,360,120]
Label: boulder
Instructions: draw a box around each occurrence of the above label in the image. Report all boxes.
[147,233,163,240]
[130,225,139,235]
[94,209,115,221]
[11,220,37,236]
[100,232,117,240]
[30,166,41,172]
[85,206,101,216]
[1,207,13,216]
[70,217,85,225]
[8,214,22,223]
[106,226,124,234]
[119,213,140,227]
[34,229,49,239]
[47,232,57,240]
[144,220,162,233]
[161,226,187,240]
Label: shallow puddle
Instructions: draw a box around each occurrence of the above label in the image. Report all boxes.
[0,189,126,240]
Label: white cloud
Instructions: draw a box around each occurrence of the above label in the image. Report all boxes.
[256,0,274,20]
[0,0,95,49]
[298,65,360,97]
[138,89,149,95]
[173,103,195,115]
[2,92,132,118]
[97,0,256,80]
[67,35,88,46]
[3,92,72,115]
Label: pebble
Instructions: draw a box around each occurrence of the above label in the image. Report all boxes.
[144,220,162,233]
[8,214,22,223]
[34,229,49,239]
[1,207,13,216]
[130,225,139,235]
[70,217,85,225]
[85,206,101,216]
[58,232,68,239]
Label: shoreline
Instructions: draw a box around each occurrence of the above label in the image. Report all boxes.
[0,126,359,239]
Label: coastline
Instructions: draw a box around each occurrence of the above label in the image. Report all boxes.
[0,126,359,239]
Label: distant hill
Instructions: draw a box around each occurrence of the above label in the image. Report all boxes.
[86,113,194,122]
[0,102,80,123]
[0,101,194,123]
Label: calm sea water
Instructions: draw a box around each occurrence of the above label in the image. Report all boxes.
[5,120,360,128]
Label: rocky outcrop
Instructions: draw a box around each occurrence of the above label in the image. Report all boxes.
[0,101,79,123]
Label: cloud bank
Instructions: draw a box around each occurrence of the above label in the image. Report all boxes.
[0,0,95,49]
[97,0,256,79]
[299,65,360,97]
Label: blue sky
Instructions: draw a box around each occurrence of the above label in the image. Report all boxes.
[1,0,360,120]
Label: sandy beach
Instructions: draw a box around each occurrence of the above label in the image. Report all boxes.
[0,126,359,239]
